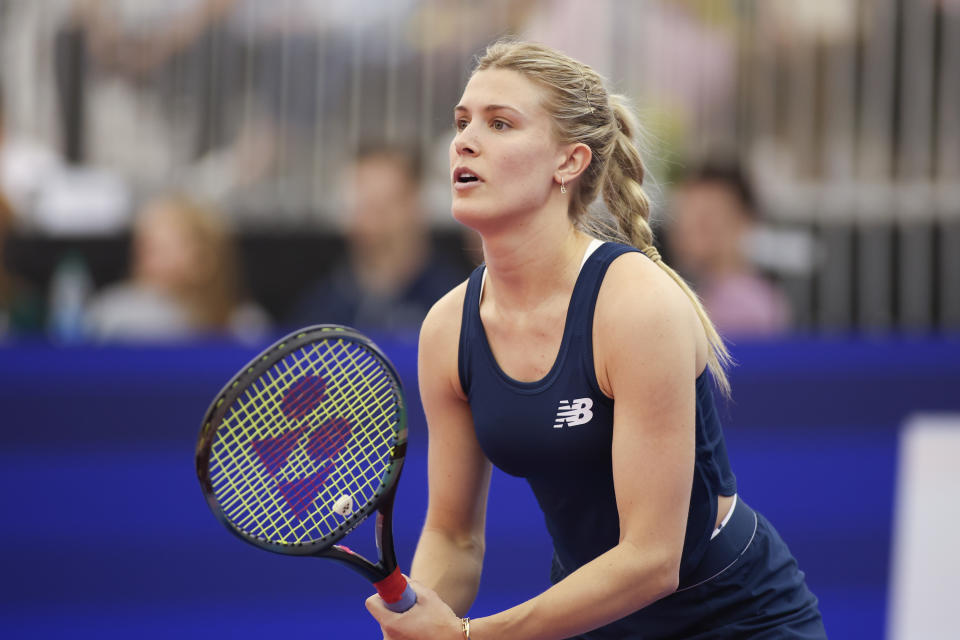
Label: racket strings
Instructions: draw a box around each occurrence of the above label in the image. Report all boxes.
[217,342,373,486]
[215,361,393,540]
[280,375,328,421]
[208,338,400,545]
[214,352,382,526]
[216,342,396,532]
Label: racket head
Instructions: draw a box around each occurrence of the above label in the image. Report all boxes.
[196,325,408,559]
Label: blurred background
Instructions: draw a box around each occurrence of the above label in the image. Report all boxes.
[1,0,958,638]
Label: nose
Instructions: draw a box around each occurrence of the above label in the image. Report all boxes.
[454,127,478,157]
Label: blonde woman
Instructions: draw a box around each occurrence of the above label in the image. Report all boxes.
[87,193,269,341]
[367,41,825,640]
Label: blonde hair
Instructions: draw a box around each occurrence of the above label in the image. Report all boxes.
[134,193,241,331]
[475,39,732,395]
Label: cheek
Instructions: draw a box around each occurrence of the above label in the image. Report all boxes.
[496,141,554,195]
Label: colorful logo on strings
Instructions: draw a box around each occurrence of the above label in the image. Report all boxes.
[249,375,353,519]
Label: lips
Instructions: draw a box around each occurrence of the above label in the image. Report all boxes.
[453,166,483,185]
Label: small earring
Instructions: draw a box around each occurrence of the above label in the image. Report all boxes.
[560,178,567,194]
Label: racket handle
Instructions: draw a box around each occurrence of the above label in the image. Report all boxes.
[374,567,418,613]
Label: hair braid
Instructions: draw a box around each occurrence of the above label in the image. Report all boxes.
[603,97,732,394]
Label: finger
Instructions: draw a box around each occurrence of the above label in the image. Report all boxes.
[365,593,390,623]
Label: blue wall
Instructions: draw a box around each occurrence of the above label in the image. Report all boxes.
[1,337,958,638]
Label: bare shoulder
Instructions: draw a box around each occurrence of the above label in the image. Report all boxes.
[593,252,705,394]
[419,279,471,401]
[420,279,469,354]
[597,252,698,327]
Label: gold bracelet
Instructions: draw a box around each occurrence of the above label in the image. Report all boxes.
[460,616,471,639]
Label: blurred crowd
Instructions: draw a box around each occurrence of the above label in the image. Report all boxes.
[0,0,799,345]
[1,87,790,344]
[666,161,791,337]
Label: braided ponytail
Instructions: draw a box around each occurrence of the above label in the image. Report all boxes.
[601,97,652,248]
[603,97,733,396]
[476,39,732,395]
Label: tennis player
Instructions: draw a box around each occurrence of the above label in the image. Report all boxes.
[366,40,827,639]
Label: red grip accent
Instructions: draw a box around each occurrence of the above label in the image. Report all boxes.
[373,567,408,604]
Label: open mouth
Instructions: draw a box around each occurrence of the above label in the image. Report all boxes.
[454,167,482,184]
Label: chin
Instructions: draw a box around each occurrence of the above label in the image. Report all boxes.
[452,196,540,236]
[451,200,489,231]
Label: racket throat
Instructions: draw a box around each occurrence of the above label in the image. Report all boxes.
[374,491,400,572]
[325,544,388,583]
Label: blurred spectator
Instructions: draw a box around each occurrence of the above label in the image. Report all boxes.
[287,145,464,333]
[0,82,45,339]
[60,0,239,189]
[0,181,45,339]
[86,193,269,341]
[667,160,791,337]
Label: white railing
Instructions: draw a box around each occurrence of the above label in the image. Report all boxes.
[1,0,957,329]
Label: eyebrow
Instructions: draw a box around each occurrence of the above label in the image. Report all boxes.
[454,104,524,117]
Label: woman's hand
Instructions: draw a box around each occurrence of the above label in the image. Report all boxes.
[365,578,465,640]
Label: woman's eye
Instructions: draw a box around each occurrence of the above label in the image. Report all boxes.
[492,120,509,131]
[455,119,468,131]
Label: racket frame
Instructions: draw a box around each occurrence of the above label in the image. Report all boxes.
[195,325,410,587]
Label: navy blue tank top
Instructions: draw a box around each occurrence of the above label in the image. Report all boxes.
[458,241,737,586]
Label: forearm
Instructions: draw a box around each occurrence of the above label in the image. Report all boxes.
[411,526,485,616]
[470,540,678,640]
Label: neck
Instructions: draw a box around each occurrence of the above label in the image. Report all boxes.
[479,203,591,313]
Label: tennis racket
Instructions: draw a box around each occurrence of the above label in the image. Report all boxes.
[195,324,417,613]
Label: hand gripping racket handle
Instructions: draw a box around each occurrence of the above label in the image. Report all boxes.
[374,567,418,613]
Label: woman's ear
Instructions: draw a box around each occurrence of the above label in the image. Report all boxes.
[556,142,592,186]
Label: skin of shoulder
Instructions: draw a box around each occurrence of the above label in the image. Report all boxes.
[593,251,707,399]
[418,280,470,402]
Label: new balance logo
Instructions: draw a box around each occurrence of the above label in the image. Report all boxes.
[554,398,594,428]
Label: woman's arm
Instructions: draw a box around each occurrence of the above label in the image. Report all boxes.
[409,284,493,615]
